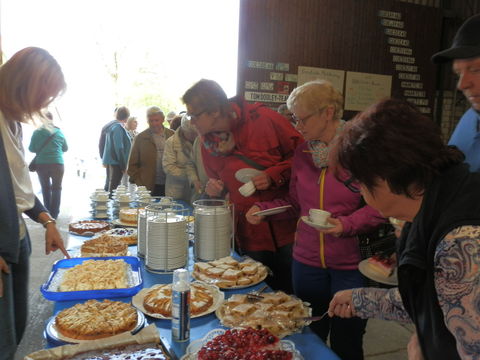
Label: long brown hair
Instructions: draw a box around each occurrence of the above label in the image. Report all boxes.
[332,98,464,197]
[0,47,66,122]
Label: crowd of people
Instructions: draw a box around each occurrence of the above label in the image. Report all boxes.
[1,13,480,360]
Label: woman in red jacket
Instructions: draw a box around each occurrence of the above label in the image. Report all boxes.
[182,79,303,292]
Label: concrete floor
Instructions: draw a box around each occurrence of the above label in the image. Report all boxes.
[13,169,413,359]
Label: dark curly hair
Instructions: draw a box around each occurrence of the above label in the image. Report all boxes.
[331,98,464,198]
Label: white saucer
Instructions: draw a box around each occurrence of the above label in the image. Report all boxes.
[252,205,292,216]
[235,168,263,183]
[358,259,398,286]
[301,216,335,229]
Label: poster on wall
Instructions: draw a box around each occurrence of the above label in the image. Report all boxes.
[297,66,345,93]
[344,71,392,111]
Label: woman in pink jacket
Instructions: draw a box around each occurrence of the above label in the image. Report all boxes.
[246,80,385,360]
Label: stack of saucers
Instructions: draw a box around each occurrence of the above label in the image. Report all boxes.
[193,199,233,261]
[145,205,188,273]
[90,190,110,219]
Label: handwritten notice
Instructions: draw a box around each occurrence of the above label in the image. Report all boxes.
[297,66,345,93]
[344,72,392,111]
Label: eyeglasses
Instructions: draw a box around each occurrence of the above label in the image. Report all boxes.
[343,176,361,193]
[292,111,317,126]
[292,107,327,126]
[186,110,206,121]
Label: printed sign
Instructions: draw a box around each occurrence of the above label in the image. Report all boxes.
[297,66,345,93]
[260,82,274,91]
[395,64,418,72]
[276,82,290,94]
[404,90,426,97]
[247,60,275,70]
[244,91,289,103]
[285,74,298,82]
[270,72,284,81]
[385,28,407,38]
[245,81,259,90]
[392,55,415,64]
[390,46,412,56]
[387,37,410,46]
[275,63,290,72]
[378,10,402,20]
[344,72,392,111]
[381,19,404,29]
[407,98,429,106]
[398,73,421,81]
[400,81,423,89]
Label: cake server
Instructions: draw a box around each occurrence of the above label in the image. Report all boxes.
[295,311,329,322]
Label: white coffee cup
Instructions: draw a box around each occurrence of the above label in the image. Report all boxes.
[239,181,256,197]
[309,209,331,225]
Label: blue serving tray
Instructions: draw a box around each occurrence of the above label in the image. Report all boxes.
[40,256,143,301]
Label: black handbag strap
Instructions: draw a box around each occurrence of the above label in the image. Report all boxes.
[232,153,267,171]
[31,130,57,162]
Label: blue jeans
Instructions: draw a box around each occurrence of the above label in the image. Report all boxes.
[36,163,64,219]
[0,234,31,359]
[292,259,368,360]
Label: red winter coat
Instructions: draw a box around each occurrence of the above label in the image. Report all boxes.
[201,97,304,252]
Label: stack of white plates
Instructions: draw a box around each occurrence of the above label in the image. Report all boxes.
[137,209,147,258]
[145,212,188,273]
[194,206,232,261]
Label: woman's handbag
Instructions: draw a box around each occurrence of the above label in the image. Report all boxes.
[29,131,57,172]
[358,223,397,260]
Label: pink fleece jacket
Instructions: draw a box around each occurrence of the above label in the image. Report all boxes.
[256,142,385,270]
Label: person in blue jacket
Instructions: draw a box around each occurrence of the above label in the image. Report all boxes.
[102,105,131,194]
[431,14,480,172]
[0,47,69,358]
[28,111,68,219]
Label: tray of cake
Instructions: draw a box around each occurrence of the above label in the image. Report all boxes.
[40,256,143,301]
[26,324,172,360]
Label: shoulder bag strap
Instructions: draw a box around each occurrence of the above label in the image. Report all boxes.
[232,153,267,171]
[32,130,57,163]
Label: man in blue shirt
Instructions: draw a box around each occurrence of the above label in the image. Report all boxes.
[432,14,480,172]
[98,108,119,191]
[102,106,132,194]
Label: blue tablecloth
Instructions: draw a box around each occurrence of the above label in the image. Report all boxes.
[48,232,340,360]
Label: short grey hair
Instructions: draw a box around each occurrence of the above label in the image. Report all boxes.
[287,80,344,120]
[146,106,164,117]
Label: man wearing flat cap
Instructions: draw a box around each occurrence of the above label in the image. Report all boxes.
[127,106,174,195]
[432,14,480,172]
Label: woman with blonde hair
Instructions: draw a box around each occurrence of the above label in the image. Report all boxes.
[126,116,138,139]
[246,80,384,360]
[0,47,68,357]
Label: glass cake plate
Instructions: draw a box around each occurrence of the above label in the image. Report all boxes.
[180,328,304,360]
